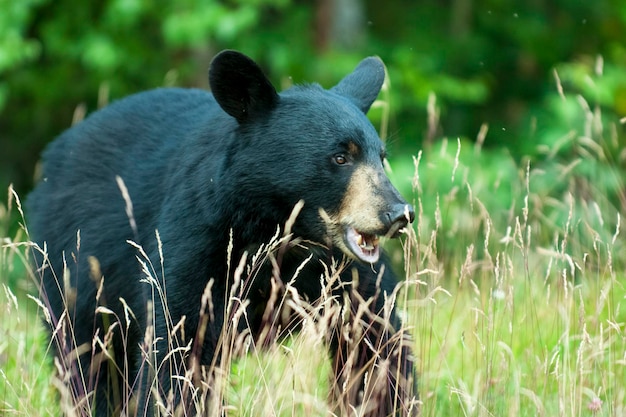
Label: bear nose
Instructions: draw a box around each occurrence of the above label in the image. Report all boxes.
[384,203,415,237]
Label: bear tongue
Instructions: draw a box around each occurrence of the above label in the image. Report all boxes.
[345,227,380,263]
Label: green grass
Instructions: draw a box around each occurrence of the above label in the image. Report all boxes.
[1,199,59,416]
[2,87,625,415]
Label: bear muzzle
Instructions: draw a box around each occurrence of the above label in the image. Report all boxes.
[341,202,414,264]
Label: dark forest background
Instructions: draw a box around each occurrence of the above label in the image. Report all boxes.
[2,0,625,205]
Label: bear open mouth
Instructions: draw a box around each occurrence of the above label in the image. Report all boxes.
[345,227,381,263]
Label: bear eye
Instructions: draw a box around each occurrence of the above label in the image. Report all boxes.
[333,154,349,166]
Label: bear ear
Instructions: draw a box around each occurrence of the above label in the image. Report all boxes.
[209,50,279,123]
[331,56,386,114]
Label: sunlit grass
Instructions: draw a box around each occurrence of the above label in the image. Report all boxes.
[408,192,626,416]
[227,329,331,416]
[1,228,58,416]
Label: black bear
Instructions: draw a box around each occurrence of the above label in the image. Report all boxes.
[28,50,418,416]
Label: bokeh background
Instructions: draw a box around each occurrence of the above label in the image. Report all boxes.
[2,0,625,198]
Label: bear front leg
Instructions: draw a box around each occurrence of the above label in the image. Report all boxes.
[330,263,419,417]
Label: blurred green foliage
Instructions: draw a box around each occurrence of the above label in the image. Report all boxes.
[0,0,625,216]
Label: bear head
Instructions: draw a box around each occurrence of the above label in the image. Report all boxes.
[209,50,414,264]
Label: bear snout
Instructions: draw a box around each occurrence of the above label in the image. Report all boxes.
[383,202,415,238]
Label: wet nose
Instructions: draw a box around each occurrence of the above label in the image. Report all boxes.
[385,203,415,235]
